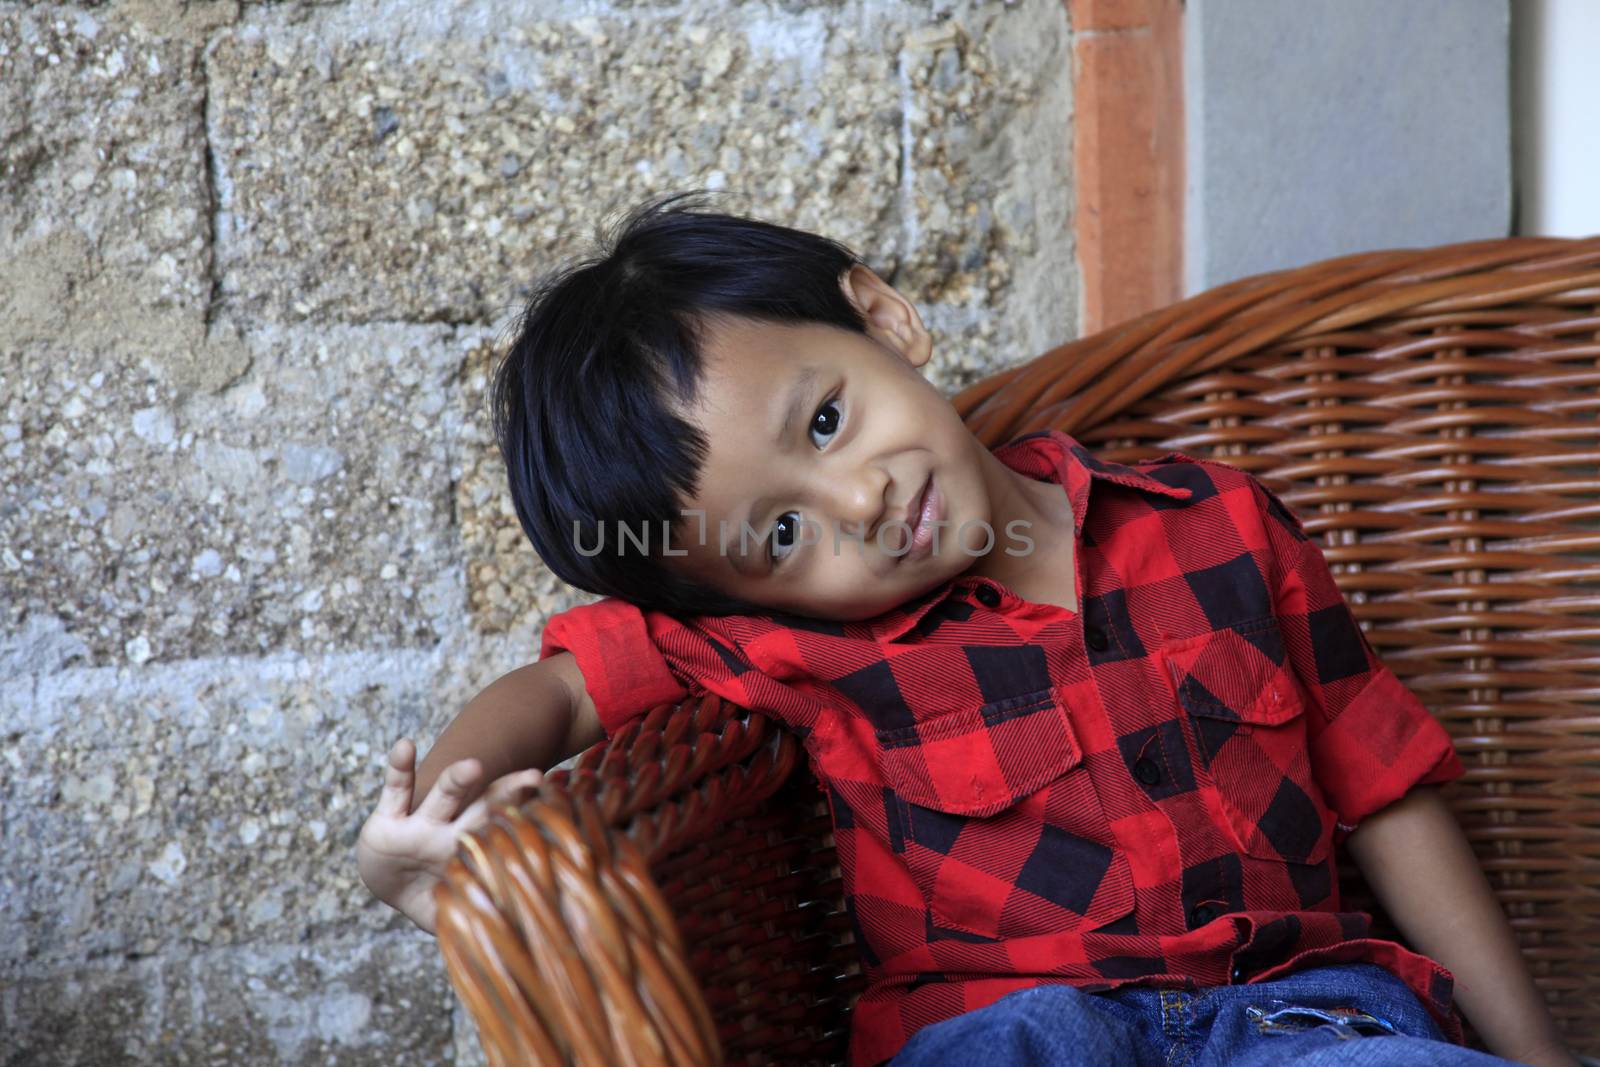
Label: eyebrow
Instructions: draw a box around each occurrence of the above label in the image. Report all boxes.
[775,365,820,448]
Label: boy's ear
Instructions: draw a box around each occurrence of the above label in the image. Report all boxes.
[841,265,932,369]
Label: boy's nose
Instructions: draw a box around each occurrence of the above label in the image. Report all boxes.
[822,466,890,538]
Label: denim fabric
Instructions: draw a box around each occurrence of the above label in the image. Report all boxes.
[886,964,1524,1067]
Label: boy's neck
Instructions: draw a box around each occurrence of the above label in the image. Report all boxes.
[961,446,1079,609]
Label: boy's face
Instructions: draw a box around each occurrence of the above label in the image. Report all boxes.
[669,267,996,621]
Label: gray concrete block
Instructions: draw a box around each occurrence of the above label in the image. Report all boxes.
[0,934,453,1066]
[1,323,470,667]
[0,9,211,355]
[2,651,442,965]
[206,13,903,326]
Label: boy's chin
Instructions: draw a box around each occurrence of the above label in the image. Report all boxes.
[765,592,907,624]
[815,575,957,623]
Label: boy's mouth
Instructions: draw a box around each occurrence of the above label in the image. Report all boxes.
[902,475,940,562]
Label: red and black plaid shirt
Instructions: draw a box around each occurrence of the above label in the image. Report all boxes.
[541,431,1465,1066]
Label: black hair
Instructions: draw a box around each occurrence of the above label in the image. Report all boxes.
[493,192,868,617]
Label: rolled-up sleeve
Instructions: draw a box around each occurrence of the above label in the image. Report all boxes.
[540,597,809,738]
[1252,479,1465,832]
[539,598,691,736]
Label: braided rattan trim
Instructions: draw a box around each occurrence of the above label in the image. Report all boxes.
[955,237,1600,446]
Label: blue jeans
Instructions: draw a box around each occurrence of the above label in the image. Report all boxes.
[887,964,1523,1066]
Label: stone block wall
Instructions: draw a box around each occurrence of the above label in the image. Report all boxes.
[0,0,1076,1061]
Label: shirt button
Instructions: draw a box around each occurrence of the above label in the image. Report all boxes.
[1189,904,1216,928]
[1133,758,1161,786]
[1231,966,1244,983]
[1084,625,1109,651]
[975,585,1001,608]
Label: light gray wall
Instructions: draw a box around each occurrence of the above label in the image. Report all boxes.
[1184,0,1512,293]
[1514,0,1600,236]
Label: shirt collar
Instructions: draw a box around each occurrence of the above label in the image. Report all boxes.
[994,430,1195,540]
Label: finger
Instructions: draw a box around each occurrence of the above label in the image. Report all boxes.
[452,795,491,836]
[415,758,483,823]
[483,768,543,806]
[375,738,417,817]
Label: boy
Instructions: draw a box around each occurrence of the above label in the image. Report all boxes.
[357,196,1579,1067]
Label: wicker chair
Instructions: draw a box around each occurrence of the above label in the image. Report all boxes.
[435,235,1600,1066]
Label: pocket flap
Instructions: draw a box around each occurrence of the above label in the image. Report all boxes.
[877,689,1082,817]
[1163,620,1302,726]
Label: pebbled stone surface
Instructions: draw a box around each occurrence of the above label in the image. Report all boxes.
[3,0,1077,1062]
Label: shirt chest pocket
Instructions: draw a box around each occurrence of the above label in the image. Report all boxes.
[1161,619,1334,866]
[875,689,1135,942]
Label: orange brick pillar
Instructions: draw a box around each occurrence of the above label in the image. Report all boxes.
[1069,0,1186,334]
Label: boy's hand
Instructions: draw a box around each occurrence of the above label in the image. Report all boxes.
[355,737,543,934]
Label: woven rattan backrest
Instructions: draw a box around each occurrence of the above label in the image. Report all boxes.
[954,235,1600,1040]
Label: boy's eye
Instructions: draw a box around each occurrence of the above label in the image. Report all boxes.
[771,511,801,563]
[809,400,841,447]
[768,399,839,567]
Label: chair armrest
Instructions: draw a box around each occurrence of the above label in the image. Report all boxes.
[433,693,857,1066]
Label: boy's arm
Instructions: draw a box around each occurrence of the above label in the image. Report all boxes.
[412,651,604,805]
[357,652,605,933]
[1345,786,1580,1067]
